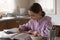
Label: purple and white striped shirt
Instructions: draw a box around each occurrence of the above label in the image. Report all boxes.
[19,16,52,37]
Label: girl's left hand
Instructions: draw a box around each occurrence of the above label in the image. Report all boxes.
[27,30,33,35]
[32,32,41,37]
[32,33,41,37]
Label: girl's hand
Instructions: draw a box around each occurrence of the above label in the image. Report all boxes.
[32,33,41,37]
[27,30,33,34]
[32,32,41,37]
[18,25,23,33]
[28,30,33,33]
[32,33,38,37]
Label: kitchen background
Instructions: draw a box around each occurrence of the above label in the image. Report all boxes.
[0,0,60,25]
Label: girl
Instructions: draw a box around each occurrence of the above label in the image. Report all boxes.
[19,3,52,40]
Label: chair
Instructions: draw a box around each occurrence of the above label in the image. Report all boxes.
[48,26,56,40]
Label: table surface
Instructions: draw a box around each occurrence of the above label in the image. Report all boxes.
[0,31,32,40]
[0,31,18,38]
[0,29,60,40]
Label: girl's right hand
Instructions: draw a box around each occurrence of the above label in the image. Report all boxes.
[18,25,23,33]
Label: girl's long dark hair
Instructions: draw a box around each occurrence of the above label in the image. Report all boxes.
[29,3,45,17]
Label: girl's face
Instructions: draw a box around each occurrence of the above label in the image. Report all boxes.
[28,11,42,20]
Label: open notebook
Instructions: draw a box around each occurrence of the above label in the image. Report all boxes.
[0,28,32,40]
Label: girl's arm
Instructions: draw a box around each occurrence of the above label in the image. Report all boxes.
[19,20,32,31]
[43,21,52,37]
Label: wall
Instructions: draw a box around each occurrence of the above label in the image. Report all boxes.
[12,0,60,25]
[57,0,60,15]
[47,0,60,25]
[29,0,35,7]
[17,0,29,8]
[11,0,30,16]
[29,0,60,25]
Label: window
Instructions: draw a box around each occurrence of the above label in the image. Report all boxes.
[0,0,16,14]
[35,0,56,15]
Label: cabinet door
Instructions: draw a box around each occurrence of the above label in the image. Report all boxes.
[6,20,20,29]
[0,21,6,31]
[56,26,60,37]
[19,19,29,25]
[54,25,60,37]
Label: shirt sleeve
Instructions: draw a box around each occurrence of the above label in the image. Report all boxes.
[43,21,53,37]
[19,20,32,31]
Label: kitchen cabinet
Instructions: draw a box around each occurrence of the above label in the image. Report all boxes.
[6,18,29,29]
[0,17,30,31]
[53,25,60,37]
[0,21,7,31]
[19,19,29,25]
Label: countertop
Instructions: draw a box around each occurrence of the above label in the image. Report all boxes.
[0,16,30,21]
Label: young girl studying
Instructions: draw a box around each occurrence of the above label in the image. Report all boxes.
[19,3,52,40]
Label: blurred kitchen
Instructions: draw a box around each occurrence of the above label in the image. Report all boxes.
[0,0,60,40]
